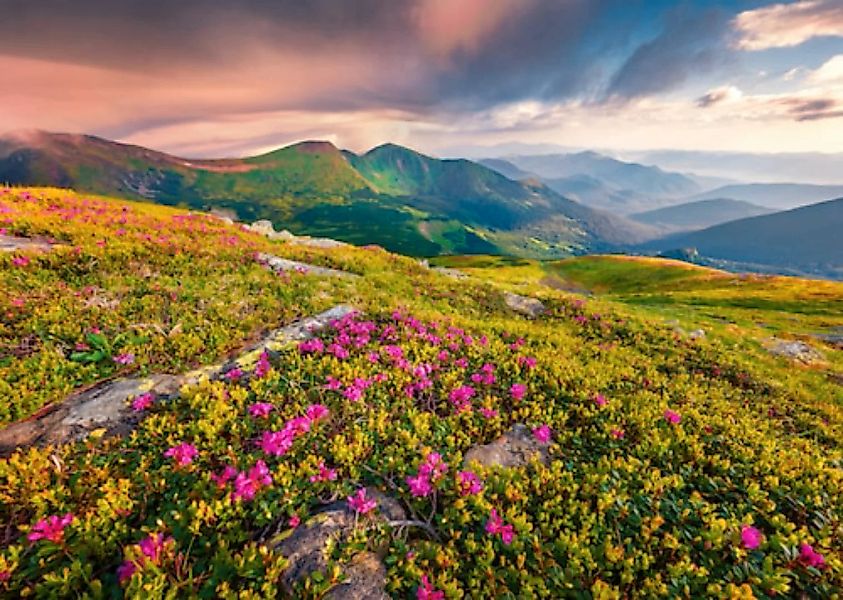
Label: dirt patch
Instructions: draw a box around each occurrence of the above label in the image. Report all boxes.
[539,275,591,295]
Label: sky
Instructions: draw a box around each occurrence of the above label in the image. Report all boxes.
[1,0,842,158]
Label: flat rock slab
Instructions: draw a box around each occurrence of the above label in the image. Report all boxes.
[463,423,551,469]
[0,234,56,253]
[0,305,357,456]
[271,488,404,598]
[765,339,825,365]
[247,221,348,248]
[257,253,358,279]
[503,292,546,318]
[0,375,182,457]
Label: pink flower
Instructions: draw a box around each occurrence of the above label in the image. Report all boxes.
[485,509,514,545]
[131,392,154,412]
[593,394,607,407]
[289,515,301,528]
[259,430,294,456]
[479,407,499,419]
[27,513,74,544]
[298,338,324,354]
[740,525,762,550]
[211,465,238,489]
[457,470,483,496]
[532,424,552,443]
[249,402,274,418]
[12,255,30,267]
[138,533,172,563]
[117,561,136,583]
[510,383,527,401]
[164,443,198,466]
[306,403,330,422]
[517,356,537,369]
[406,473,433,497]
[449,385,475,412]
[347,488,377,515]
[419,452,448,481]
[309,461,338,483]
[223,367,243,381]
[417,574,445,600]
[232,460,273,502]
[799,544,826,569]
[254,352,271,378]
[113,353,135,366]
[664,409,681,424]
[610,428,625,439]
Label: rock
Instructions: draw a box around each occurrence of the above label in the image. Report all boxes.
[503,292,546,318]
[432,267,468,280]
[0,234,56,253]
[294,237,348,249]
[0,375,182,457]
[463,424,551,469]
[271,488,404,598]
[765,339,825,365]
[248,220,277,236]
[689,329,706,340]
[257,253,358,279]
[0,306,357,455]
[811,329,843,350]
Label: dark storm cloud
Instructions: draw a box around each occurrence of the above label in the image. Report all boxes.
[607,8,733,99]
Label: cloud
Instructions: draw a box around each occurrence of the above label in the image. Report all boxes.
[733,0,843,51]
[607,8,732,99]
[810,54,843,84]
[697,85,744,108]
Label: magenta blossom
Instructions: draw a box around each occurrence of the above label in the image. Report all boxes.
[416,574,445,600]
[406,473,434,498]
[248,402,274,418]
[457,470,483,496]
[532,424,552,443]
[479,407,499,419]
[664,409,682,424]
[309,461,338,483]
[306,403,330,422]
[510,383,527,401]
[164,443,198,466]
[486,509,514,545]
[347,488,377,515]
[449,385,475,412]
[211,465,238,489]
[289,515,301,528]
[223,367,243,381]
[11,255,30,267]
[610,428,625,440]
[740,525,762,549]
[117,561,136,583]
[131,392,154,412]
[259,430,294,456]
[419,453,448,482]
[593,394,607,407]
[232,460,273,502]
[113,353,135,366]
[799,544,826,569]
[27,513,74,544]
[138,533,173,563]
[254,351,271,378]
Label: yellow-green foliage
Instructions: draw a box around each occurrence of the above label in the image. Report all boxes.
[0,190,840,597]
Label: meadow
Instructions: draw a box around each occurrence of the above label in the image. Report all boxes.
[0,189,840,597]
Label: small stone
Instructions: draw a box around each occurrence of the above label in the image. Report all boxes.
[463,423,551,469]
[765,339,825,365]
[503,292,546,318]
[256,253,358,279]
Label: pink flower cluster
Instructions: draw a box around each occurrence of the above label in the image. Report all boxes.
[664,409,682,424]
[249,402,274,418]
[131,392,155,412]
[27,513,74,544]
[406,452,449,498]
[347,488,378,515]
[232,460,273,502]
[457,470,483,496]
[113,353,135,366]
[470,363,496,386]
[449,385,475,412]
[258,404,329,456]
[740,525,762,549]
[309,461,338,483]
[510,383,527,401]
[254,351,271,378]
[164,443,198,466]
[416,574,445,600]
[532,424,552,443]
[117,533,174,583]
[799,544,826,569]
[486,508,514,545]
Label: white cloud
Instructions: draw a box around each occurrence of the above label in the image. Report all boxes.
[733,0,843,51]
[810,54,843,84]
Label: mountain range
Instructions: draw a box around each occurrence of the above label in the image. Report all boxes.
[0,130,657,257]
[630,198,774,232]
[643,198,843,279]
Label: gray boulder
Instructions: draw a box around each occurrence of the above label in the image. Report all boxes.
[503,292,546,318]
[463,423,551,469]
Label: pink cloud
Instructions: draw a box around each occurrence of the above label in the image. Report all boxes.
[733,0,843,51]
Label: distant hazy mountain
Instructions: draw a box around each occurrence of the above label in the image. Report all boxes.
[504,151,703,199]
[632,149,843,186]
[689,183,843,210]
[477,158,537,181]
[644,198,843,279]
[630,198,774,231]
[0,130,658,257]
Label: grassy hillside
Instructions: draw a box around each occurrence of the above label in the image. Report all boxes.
[0,189,840,597]
[0,131,658,259]
[643,198,843,279]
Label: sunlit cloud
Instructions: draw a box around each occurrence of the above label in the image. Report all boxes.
[733,0,843,51]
